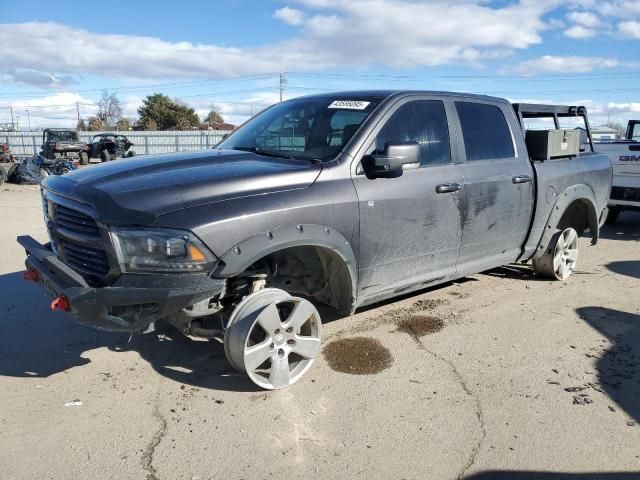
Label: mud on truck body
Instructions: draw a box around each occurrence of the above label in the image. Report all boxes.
[18,91,612,389]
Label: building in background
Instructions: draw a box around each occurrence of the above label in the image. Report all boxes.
[591,125,619,142]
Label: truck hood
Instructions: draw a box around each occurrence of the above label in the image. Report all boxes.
[43,149,322,225]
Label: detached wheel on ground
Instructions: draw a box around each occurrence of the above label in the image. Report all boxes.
[100,150,111,162]
[78,151,89,165]
[533,227,579,280]
[224,288,322,390]
[605,207,620,225]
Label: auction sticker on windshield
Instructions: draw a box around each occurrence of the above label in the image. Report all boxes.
[328,100,371,110]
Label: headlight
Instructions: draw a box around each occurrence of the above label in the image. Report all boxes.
[110,228,216,273]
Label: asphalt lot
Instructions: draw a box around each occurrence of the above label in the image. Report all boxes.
[0,183,639,480]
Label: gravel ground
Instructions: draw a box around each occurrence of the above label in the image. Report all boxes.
[0,183,639,480]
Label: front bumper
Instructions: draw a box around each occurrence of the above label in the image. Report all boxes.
[18,235,226,332]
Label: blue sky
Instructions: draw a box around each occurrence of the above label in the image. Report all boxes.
[1,0,640,128]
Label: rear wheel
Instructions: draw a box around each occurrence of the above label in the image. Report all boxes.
[78,151,89,165]
[127,150,136,157]
[533,227,579,281]
[100,150,111,162]
[224,288,322,390]
[605,207,620,225]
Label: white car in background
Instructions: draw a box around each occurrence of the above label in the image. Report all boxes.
[595,120,640,224]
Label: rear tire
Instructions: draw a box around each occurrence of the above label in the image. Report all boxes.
[127,150,136,157]
[100,150,111,162]
[78,151,89,165]
[605,207,620,225]
[533,227,579,281]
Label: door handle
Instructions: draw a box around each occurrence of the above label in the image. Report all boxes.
[512,175,532,184]
[435,183,461,194]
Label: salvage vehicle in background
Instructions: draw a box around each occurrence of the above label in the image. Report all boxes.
[595,120,640,223]
[89,133,136,162]
[18,91,611,390]
[40,129,89,165]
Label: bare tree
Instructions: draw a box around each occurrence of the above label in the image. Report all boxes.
[87,116,105,132]
[606,121,625,139]
[203,104,224,125]
[97,89,123,127]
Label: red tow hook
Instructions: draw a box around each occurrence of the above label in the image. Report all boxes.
[50,295,71,312]
[22,269,39,282]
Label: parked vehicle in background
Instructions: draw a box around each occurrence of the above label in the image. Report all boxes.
[18,91,611,390]
[40,129,89,165]
[0,143,16,163]
[89,133,136,162]
[595,120,640,223]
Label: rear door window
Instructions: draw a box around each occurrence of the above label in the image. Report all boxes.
[375,100,451,167]
[455,102,515,161]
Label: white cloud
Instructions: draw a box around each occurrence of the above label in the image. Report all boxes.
[567,11,600,28]
[511,55,620,75]
[565,25,597,38]
[0,1,554,86]
[0,92,95,129]
[274,7,305,26]
[618,20,640,38]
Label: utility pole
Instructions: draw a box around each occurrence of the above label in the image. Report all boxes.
[76,102,81,128]
[279,72,287,102]
[9,106,15,130]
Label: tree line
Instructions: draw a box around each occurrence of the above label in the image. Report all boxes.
[78,90,227,131]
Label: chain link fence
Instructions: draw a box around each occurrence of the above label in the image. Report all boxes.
[0,130,233,156]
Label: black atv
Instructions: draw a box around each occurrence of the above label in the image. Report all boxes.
[40,129,90,165]
[89,133,136,162]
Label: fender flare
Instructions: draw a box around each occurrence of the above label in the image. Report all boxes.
[530,184,599,260]
[214,224,358,308]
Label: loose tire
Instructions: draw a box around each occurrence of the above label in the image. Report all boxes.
[533,227,579,281]
[224,288,322,390]
[605,207,620,225]
[100,150,111,162]
[78,151,89,165]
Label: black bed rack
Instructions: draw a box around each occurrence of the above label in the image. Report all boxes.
[512,103,595,153]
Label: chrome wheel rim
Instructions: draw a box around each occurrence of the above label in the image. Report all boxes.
[224,288,322,390]
[553,227,578,280]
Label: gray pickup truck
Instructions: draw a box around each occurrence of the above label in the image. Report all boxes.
[18,91,611,389]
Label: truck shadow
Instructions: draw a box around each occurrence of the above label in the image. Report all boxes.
[464,472,639,479]
[0,271,259,392]
[575,306,640,425]
[605,261,640,279]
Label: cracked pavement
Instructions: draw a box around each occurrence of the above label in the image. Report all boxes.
[1,184,639,479]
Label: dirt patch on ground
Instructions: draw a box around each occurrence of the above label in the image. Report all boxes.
[328,297,451,339]
[397,315,444,338]
[322,337,393,375]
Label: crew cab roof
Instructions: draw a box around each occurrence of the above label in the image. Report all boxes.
[294,89,510,104]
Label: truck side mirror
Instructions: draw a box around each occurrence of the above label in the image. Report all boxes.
[362,142,420,177]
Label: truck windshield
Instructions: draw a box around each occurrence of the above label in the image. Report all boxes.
[47,131,79,142]
[217,96,384,162]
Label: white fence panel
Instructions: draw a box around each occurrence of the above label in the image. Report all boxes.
[0,130,232,156]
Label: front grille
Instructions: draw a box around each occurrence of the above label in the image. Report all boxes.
[54,204,100,236]
[57,239,110,277]
[44,199,112,282]
[611,186,640,202]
